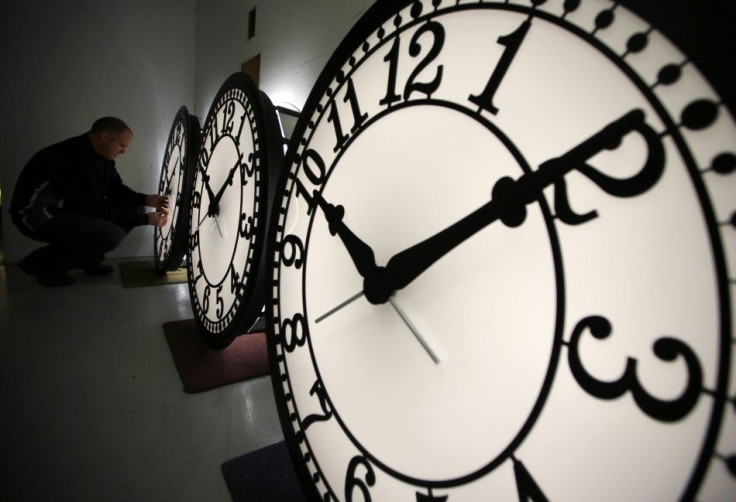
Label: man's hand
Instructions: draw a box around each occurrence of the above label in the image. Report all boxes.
[145,194,169,211]
[147,210,169,228]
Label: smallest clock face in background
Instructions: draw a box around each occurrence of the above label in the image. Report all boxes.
[154,106,201,276]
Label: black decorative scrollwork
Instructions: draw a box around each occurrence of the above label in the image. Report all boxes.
[567,315,702,422]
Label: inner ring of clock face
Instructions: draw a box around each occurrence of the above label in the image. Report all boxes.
[198,135,243,286]
[303,105,560,481]
[161,145,182,241]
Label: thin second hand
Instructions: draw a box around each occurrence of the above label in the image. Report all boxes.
[388,298,440,364]
[315,291,365,323]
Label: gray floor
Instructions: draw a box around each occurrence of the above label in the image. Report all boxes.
[0,258,284,501]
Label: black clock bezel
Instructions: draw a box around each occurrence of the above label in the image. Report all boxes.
[154,106,201,276]
[265,1,735,500]
[187,72,284,349]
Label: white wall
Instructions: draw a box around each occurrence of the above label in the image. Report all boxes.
[0,0,377,264]
[194,0,375,118]
[0,0,197,263]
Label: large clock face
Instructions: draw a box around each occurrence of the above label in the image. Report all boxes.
[187,72,279,349]
[267,0,736,500]
[155,106,200,276]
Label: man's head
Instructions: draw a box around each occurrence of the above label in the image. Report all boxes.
[89,117,133,160]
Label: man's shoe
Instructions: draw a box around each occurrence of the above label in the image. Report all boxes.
[36,272,75,287]
[18,256,39,276]
[84,264,114,276]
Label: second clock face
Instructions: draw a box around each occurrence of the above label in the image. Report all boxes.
[267,0,735,500]
[187,73,269,348]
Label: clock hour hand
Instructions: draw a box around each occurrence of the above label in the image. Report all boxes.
[365,109,651,304]
[200,170,218,216]
[313,191,379,279]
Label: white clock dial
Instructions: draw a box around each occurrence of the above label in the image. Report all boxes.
[267,1,736,500]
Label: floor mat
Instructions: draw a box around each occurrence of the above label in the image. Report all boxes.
[119,260,187,288]
[221,441,305,502]
[162,318,269,393]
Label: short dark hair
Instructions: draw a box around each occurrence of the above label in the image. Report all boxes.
[91,117,131,135]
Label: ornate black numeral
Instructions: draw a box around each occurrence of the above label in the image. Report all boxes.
[302,148,327,186]
[229,265,242,295]
[345,456,375,502]
[200,145,212,166]
[239,213,254,239]
[328,78,368,152]
[290,148,327,216]
[292,176,316,214]
[567,316,703,422]
[235,112,247,142]
[404,21,445,100]
[222,101,236,134]
[191,190,201,210]
[240,152,255,178]
[327,101,348,151]
[302,380,333,429]
[513,456,549,502]
[469,20,530,114]
[189,230,199,251]
[203,285,211,314]
[280,234,305,269]
[207,119,218,149]
[345,78,368,133]
[215,285,225,317]
[282,313,307,352]
[380,21,445,105]
[379,35,401,106]
[548,110,665,225]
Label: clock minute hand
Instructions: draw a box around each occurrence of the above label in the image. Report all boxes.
[366,109,647,304]
[313,191,378,279]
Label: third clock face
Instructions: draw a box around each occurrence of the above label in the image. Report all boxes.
[267,0,736,500]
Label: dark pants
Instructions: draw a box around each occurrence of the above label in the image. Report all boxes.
[14,206,144,275]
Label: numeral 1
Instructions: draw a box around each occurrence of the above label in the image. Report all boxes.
[468,20,530,114]
[235,113,247,142]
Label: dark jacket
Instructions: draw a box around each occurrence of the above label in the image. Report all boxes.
[10,133,147,231]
